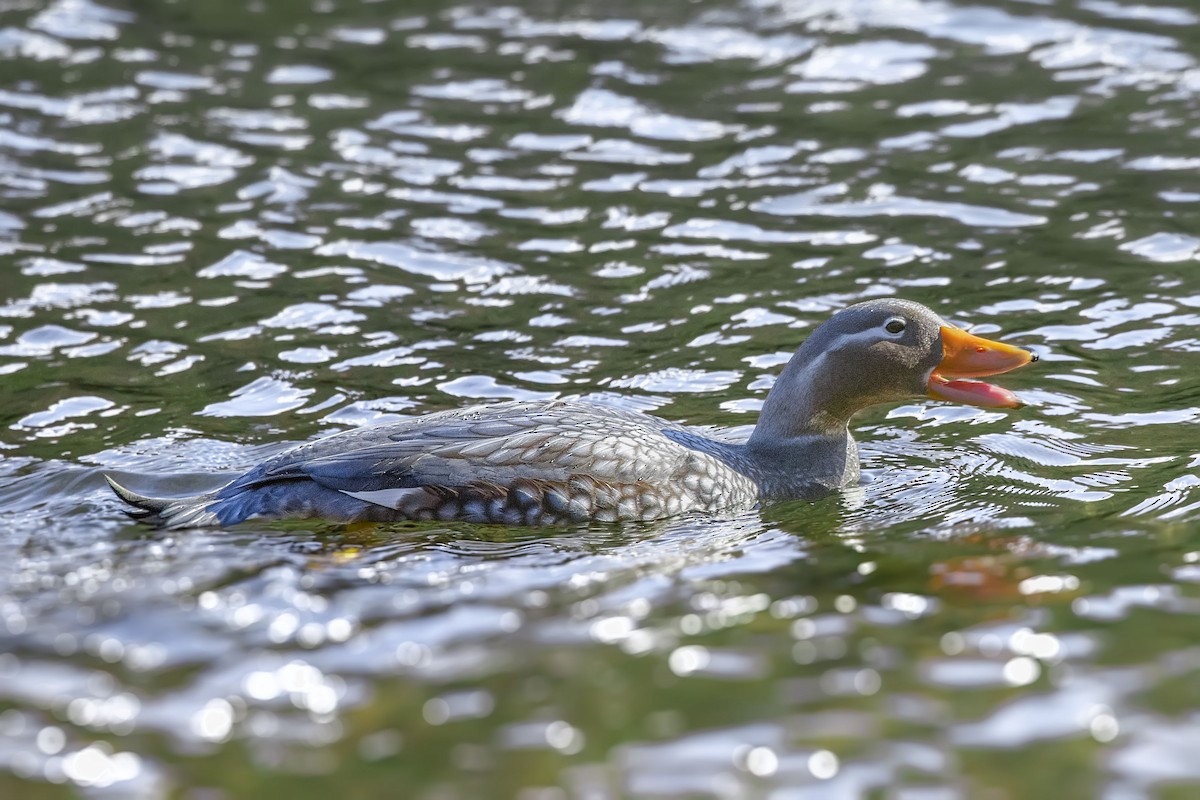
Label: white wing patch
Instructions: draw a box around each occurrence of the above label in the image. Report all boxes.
[341,487,431,509]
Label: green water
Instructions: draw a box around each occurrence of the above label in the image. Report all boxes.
[2,0,1200,797]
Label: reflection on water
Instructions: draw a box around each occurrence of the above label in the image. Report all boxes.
[2,0,1200,797]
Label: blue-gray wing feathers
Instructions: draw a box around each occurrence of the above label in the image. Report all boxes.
[107,401,758,528]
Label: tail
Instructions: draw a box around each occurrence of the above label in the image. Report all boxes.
[104,474,222,529]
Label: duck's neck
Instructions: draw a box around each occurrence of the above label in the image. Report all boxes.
[660,341,870,500]
[748,339,859,444]
[663,425,857,502]
[735,340,863,499]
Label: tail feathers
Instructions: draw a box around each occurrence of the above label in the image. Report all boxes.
[104,474,221,529]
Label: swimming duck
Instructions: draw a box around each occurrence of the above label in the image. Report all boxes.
[107,298,1035,528]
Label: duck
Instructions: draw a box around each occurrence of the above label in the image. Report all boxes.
[106,298,1036,528]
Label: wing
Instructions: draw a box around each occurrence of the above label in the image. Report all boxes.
[215,400,720,521]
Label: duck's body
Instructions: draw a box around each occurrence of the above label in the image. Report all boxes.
[112,401,774,527]
[108,299,1035,528]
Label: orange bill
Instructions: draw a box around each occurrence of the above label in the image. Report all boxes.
[927,325,1037,408]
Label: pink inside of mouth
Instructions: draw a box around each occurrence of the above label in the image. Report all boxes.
[928,374,1021,409]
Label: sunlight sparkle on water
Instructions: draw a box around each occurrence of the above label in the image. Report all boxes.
[1089,708,1119,743]
[668,645,710,677]
[61,745,141,788]
[191,699,233,743]
[1002,657,1041,687]
[1010,628,1062,661]
[544,721,584,754]
[807,749,839,780]
[422,691,494,726]
[734,745,779,777]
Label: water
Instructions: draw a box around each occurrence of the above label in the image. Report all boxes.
[2,0,1200,796]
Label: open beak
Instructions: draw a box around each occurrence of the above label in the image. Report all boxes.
[927,325,1036,409]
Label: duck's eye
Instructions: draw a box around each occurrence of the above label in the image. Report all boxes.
[884,318,906,335]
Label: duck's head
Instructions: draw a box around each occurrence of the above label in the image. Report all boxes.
[752,298,1036,440]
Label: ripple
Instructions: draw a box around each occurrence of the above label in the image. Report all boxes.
[0,26,74,60]
[315,240,514,283]
[0,324,94,356]
[939,97,1078,139]
[753,184,1046,228]
[267,65,333,85]
[16,396,115,431]
[790,41,938,91]
[610,369,741,394]
[197,250,288,280]
[413,78,534,104]
[0,128,99,155]
[664,218,825,244]
[1120,232,1200,262]
[31,0,133,41]
[199,377,315,418]
[559,89,735,142]
[135,71,214,91]
[260,303,365,331]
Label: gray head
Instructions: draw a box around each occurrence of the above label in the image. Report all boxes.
[749,298,1034,444]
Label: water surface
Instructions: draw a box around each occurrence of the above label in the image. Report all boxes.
[2,0,1200,797]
